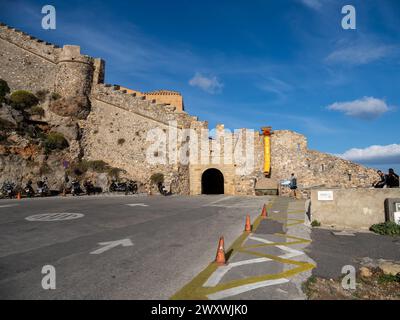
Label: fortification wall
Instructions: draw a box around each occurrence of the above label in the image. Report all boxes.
[0,24,60,93]
[82,98,192,194]
[269,130,378,191]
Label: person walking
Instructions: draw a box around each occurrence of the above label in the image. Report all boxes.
[289,173,297,198]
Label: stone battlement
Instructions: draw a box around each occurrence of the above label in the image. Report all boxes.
[0,22,61,63]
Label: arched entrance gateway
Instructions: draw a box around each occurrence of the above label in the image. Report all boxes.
[201,168,224,194]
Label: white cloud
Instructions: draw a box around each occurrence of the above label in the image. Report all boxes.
[337,144,400,164]
[189,73,223,94]
[325,44,394,65]
[326,97,390,120]
[299,0,323,10]
[258,77,292,96]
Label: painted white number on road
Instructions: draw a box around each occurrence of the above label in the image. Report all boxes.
[26,213,84,221]
[90,238,133,255]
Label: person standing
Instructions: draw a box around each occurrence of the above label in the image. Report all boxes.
[289,173,297,198]
[386,168,399,188]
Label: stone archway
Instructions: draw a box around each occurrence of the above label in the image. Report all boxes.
[201,168,224,194]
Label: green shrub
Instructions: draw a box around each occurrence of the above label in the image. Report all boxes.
[67,160,115,176]
[311,220,321,227]
[370,221,400,236]
[117,138,126,145]
[44,132,68,153]
[31,106,45,117]
[10,90,38,110]
[150,173,164,185]
[0,79,10,103]
[378,273,400,284]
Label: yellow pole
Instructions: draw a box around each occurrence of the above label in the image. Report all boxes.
[262,127,272,176]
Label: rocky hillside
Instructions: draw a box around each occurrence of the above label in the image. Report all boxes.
[0,79,125,192]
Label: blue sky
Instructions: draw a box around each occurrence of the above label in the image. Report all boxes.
[0,0,399,172]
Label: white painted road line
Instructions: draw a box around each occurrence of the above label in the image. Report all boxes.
[25,213,84,221]
[0,204,18,208]
[126,203,148,207]
[332,231,355,236]
[90,238,133,255]
[207,278,290,300]
[203,196,233,206]
[248,235,304,259]
[204,258,272,287]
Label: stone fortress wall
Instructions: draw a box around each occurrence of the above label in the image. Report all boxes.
[0,22,379,196]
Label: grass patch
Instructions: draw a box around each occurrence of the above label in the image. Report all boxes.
[378,273,400,284]
[30,106,45,117]
[10,90,38,110]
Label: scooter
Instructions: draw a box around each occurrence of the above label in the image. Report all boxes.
[71,180,83,196]
[24,180,35,198]
[1,182,15,199]
[109,180,138,195]
[37,179,49,197]
[157,182,172,196]
[83,180,102,195]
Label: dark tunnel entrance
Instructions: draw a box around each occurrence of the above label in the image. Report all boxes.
[201,168,224,194]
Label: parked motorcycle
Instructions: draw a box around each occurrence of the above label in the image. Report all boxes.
[1,181,15,199]
[71,179,83,196]
[37,179,49,197]
[157,182,172,196]
[109,180,138,195]
[83,180,102,195]
[24,180,35,198]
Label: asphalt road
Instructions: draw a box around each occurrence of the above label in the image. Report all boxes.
[0,194,271,299]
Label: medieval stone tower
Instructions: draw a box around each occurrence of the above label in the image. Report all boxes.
[54,45,94,100]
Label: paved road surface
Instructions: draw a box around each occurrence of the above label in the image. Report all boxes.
[0,194,271,299]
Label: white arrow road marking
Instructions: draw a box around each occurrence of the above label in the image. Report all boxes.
[90,238,134,255]
[126,203,148,207]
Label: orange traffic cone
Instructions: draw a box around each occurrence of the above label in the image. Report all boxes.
[261,204,268,218]
[245,215,251,232]
[17,192,21,200]
[215,236,226,265]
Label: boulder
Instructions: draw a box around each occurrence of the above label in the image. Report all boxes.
[379,261,400,276]
[0,105,18,128]
[359,267,373,278]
